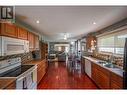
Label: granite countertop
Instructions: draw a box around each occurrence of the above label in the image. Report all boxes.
[0,78,16,89]
[82,56,123,77]
[0,59,45,89]
[24,59,46,65]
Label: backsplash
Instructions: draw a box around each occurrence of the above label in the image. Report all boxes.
[92,52,123,67]
[0,52,33,64]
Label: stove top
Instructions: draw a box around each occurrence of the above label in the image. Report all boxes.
[0,65,34,77]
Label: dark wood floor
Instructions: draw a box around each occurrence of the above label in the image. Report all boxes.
[37,61,98,89]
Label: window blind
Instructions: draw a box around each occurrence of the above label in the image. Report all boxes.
[97,28,127,55]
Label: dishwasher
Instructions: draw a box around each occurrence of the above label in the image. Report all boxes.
[85,59,91,78]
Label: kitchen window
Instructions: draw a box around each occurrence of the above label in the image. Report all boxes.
[97,28,127,55]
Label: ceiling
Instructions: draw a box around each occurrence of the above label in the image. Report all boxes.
[15,6,127,42]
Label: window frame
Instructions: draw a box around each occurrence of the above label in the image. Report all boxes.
[97,28,127,55]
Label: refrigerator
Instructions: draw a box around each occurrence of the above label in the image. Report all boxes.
[123,38,127,89]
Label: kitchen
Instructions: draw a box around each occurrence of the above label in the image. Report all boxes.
[0,6,127,90]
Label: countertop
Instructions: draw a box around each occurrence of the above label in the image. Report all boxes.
[0,78,16,89]
[0,59,45,89]
[82,56,123,77]
[24,59,45,65]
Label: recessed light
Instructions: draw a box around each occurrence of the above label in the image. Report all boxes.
[93,22,96,25]
[64,34,67,40]
[71,41,74,44]
[36,20,40,24]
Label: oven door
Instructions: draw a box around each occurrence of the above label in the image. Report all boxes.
[26,66,37,89]
[16,76,28,89]
[16,77,24,89]
[1,36,28,56]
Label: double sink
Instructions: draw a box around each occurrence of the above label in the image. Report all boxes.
[97,61,121,69]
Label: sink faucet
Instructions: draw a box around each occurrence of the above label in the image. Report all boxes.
[109,53,114,64]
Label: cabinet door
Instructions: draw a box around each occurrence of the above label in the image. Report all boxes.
[110,73,123,89]
[37,61,46,84]
[28,32,34,51]
[92,63,98,82]
[0,23,17,38]
[111,81,122,89]
[96,69,110,89]
[34,35,39,50]
[92,63,110,89]
[17,27,28,40]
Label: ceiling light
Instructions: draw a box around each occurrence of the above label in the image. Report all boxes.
[64,36,67,40]
[93,22,96,25]
[64,34,67,40]
[71,41,74,44]
[36,20,40,24]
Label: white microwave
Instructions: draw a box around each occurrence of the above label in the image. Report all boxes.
[0,36,29,56]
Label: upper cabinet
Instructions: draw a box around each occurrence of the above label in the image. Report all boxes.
[0,23,40,52]
[0,23,17,38]
[17,27,28,40]
[34,35,39,50]
[28,32,35,51]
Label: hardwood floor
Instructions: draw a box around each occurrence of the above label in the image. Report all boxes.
[37,61,98,89]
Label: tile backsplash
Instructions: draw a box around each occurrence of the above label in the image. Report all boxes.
[0,52,33,64]
[92,52,123,67]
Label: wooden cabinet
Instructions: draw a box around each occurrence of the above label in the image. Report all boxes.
[4,81,16,89]
[92,62,123,89]
[96,68,110,89]
[0,23,17,38]
[92,63,98,82]
[17,27,28,40]
[37,59,47,84]
[0,23,39,50]
[110,72,123,89]
[34,35,39,50]
[0,23,40,52]
[28,32,35,51]
[28,32,40,51]
[23,60,48,85]
[41,42,48,59]
[92,63,110,89]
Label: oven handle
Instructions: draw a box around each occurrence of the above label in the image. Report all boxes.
[17,76,24,81]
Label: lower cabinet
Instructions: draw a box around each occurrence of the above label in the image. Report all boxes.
[92,63,110,89]
[96,68,110,89]
[85,58,123,89]
[37,60,47,84]
[110,72,123,89]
